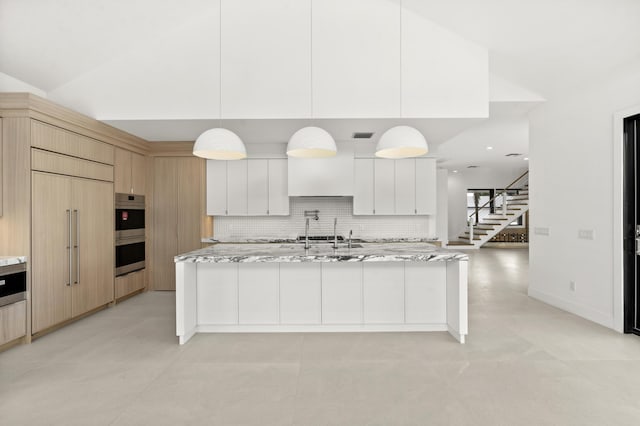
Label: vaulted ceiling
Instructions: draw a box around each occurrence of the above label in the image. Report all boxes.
[1,0,639,171]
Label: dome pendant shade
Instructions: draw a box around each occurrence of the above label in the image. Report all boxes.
[193,128,247,160]
[375,126,428,159]
[287,126,337,158]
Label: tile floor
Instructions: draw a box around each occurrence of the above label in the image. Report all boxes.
[1,248,640,425]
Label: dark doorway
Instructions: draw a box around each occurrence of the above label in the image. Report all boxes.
[623,113,640,335]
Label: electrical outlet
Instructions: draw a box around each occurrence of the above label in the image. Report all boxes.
[534,227,550,236]
[569,280,576,292]
[578,229,594,240]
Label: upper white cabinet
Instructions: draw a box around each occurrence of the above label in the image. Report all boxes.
[206,160,227,216]
[226,161,248,215]
[374,159,395,215]
[312,0,400,118]
[401,0,488,117]
[395,158,415,215]
[247,159,269,215]
[207,159,289,216]
[415,158,436,215]
[221,0,311,118]
[353,157,436,215]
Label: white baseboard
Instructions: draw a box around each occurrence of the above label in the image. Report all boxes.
[528,288,616,330]
[194,323,450,335]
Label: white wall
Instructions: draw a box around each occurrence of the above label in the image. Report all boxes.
[447,167,527,240]
[0,72,46,97]
[436,169,449,244]
[529,58,640,330]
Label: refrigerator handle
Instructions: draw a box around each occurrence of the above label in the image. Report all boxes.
[67,209,71,286]
[74,209,80,285]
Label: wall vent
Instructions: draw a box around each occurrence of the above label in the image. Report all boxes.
[505,153,522,157]
[352,132,374,139]
[467,165,478,168]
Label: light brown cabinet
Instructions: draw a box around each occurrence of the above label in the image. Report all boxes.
[0,117,3,217]
[114,147,146,195]
[152,157,205,290]
[0,301,27,346]
[31,171,114,334]
[115,269,146,300]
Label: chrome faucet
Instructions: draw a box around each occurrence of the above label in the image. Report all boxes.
[333,218,338,249]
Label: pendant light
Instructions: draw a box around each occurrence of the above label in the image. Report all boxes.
[287,0,337,158]
[193,0,246,160]
[375,125,428,159]
[375,0,428,159]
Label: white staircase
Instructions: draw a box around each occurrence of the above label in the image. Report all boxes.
[447,172,529,249]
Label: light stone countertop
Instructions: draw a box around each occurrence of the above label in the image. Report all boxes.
[176,242,466,263]
[0,256,27,267]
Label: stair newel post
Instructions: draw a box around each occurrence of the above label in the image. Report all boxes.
[468,218,474,242]
[502,192,508,216]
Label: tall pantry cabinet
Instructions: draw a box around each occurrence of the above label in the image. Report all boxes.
[152,156,207,291]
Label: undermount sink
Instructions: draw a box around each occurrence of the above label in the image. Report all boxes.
[280,243,363,250]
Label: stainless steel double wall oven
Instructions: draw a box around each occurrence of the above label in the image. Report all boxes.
[115,194,145,276]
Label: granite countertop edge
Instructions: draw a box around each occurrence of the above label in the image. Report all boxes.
[0,256,28,267]
[177,243,467,263]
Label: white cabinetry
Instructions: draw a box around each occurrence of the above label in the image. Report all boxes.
[374,159,395,215]
[321,263,362,324]
[363,263,404,323]
[206,161,227,216]
[395,159,415,214]
[415,158,436,215]
[353,158,436,215]
[238,263,279,324]
[206,159,289,216]
[197,264,238,325]
[226,161,248,215]
[405,263,446,324]
[280,264,321,324]
[178,259,468,344]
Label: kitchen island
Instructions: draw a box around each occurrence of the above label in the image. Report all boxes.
[175,243,468,344]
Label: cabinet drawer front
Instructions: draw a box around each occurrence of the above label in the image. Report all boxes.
[32,149,114,182]
[115,269,146,299]
[31,120,114,165]
[0,300,26,345]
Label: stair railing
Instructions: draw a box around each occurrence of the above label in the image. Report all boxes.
[467,170,529,242]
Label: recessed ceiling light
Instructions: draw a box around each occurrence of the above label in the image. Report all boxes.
[452,170,458,173]
[486,146,493,150]
[524,157,529,161]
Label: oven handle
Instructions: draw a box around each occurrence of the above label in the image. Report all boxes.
[67,209,71,286]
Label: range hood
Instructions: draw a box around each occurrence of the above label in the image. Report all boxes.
[288,141,354,196]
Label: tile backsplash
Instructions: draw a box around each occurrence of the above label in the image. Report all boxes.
[213,197,436,240]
